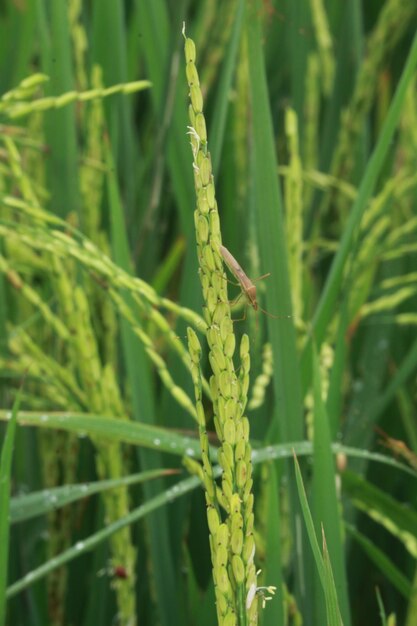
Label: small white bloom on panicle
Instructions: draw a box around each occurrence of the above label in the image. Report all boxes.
[186,125,201,159]
[246,583,257,610]
[257,585,277,609]
[246,570,277,610]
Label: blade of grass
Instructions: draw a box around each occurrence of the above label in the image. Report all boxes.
[322,530,344,626]
[376,587,390,626]
[246,0,303,444]
[293,453,343,626]
[0,254,6,406]
[262,463,285,626]
[0,385,22,626]
[326,300,350,438]
[285,0,311,136]
[10,469,176,524]
[1,409,415,478]
[312,345,350,625]
[293,453,326,586]
[253,442,417,477]
[135,0,195,239]
[0,0,37,92]
[316,0,363,177]
[405,568,417,626]
[246,1,308,612]
[91,0,137,216]
[152,237,186,294]
[209,0,245,176]
[37,0,80,219]
[0,411,203,458]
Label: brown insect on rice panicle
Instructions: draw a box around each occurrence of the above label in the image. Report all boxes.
[219,244,289,320]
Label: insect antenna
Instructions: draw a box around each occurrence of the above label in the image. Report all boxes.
[252,272,271,283]
[257,306,292,320]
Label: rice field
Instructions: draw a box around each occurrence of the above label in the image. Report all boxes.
[1,2,417,625]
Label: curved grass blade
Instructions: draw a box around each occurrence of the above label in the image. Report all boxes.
[91,0,137,216]
[210,0,245,176]
[0,410,202,458]
[10,469,177,524]
[376,588,389,626]
[246,0,303,443]
[0,386,22,626]
[322,530,344,626]
[38,0,79,219]
[312,345,350,625]
[1,409,415,478]
[293,453,343,626]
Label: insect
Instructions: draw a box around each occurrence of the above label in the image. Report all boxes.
[112,565,129,579]
[97,563,129,580]
[219,244,286,320]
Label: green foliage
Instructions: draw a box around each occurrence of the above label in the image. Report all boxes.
[0,386,21,626]
[1,1,417,625]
